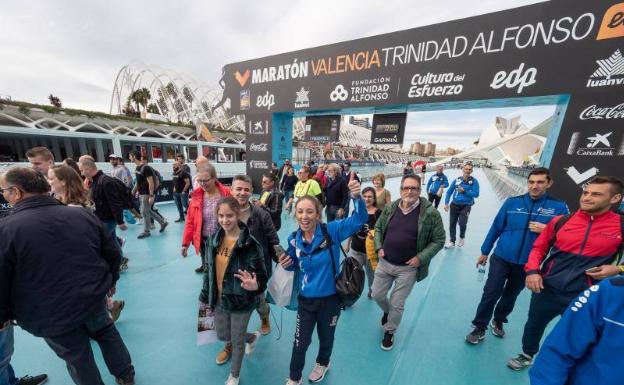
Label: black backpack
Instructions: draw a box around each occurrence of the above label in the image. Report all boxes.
[108,176,134,210]
[319,224,365,307]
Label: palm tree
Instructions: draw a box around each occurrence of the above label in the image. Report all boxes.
[130,88,151,113]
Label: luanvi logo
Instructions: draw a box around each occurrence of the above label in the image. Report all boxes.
[490,63,537,94]
[579,103,624,120]
[597,3,624,41]
[586,49,624,88]
[294,87,310,109]
[234,70,250,87]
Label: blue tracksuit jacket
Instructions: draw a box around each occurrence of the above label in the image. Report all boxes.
[530,277,624,385]
[445,175,479,206]
[481,193,569,264]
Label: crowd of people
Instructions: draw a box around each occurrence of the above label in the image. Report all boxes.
[1,147,623,385]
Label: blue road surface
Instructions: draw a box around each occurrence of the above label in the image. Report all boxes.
[13,169,546,385]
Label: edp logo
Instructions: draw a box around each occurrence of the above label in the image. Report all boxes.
[490,63,537,94]
[256,91,275,111]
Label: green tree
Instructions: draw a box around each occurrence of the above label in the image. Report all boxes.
[48,94,62,108]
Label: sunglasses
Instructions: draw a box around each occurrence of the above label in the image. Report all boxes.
[401,186,420,192]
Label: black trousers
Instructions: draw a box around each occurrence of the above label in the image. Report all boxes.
[449,203,471,242]
[522,288,577,356]
[427,192,442,208]
[325,205,344,222]
[289,294,341,381]
[44,301,134,385]
[471,255,526,329]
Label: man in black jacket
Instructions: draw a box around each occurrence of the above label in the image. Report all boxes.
[0,167,135,385]
[325,163,349,221]
[256,173,283,231]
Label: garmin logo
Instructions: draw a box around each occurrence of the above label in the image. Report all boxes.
[372,136,398,144]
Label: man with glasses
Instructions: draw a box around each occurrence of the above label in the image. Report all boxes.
[444,162,480,248]
[371,174,446,351]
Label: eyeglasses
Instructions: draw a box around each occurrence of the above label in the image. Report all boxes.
[0,186,16,194]
[401,186,420,192]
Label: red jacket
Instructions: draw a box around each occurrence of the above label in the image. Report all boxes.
[182,182,231,253]
[525,210,623,293]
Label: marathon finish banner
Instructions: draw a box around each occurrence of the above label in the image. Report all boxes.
[220,0,624,208]
[371,113,407,145]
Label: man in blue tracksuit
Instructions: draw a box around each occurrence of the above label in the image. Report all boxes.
[426,165,449,209]
[529,275,624,385]
[444,163,480,248]
[465,167,569,344]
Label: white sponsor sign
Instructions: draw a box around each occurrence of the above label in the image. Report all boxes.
[490,63,537,94]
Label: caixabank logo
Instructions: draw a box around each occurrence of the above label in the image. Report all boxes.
[567,131,624,156]
[597,2,624,40]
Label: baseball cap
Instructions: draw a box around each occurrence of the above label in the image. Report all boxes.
[109,154,121,159]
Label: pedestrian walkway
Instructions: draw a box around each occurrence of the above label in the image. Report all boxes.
[12,169,537,385]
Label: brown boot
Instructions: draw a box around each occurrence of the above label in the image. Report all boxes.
[260,315,271,335]
[216,343,233,365]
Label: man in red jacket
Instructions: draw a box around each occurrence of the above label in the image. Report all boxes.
[507,176,624,371]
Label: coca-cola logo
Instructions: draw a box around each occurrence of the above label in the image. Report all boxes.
[249,143,269,152]
[579,103,624,120]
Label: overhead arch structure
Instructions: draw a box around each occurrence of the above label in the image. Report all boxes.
[221,0,623,207]
[110,61,244,132]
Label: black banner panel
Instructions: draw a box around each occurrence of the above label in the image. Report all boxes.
[227,0,624,208]
[304,115,341,142]
[371,113,407,145]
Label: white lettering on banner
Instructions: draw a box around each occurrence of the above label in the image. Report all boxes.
[373,135,398,144]
[490,63,537,93]
[252,60,309,84]
[580,103,624,120]
[382,13,595,66]
[408,72,465,98]
[330,84,349,102]
[249,160,269,170]
[586,49,624,88]
[349,77,390,102]
[256,91,275,110]
[567,131,621,156]
[249,143,269,152]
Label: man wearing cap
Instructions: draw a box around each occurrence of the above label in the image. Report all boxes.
[277,159,291,187]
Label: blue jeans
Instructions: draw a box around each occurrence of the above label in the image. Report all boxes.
[103,221,122,257]
[0,325,18,385]
[173,192,189,219]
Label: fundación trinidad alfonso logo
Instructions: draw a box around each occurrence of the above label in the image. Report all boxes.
[234,69,250,87]
[597,2,624,40]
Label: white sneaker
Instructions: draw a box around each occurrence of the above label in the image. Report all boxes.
[245,331,261,354]
[225,374,239,385]
[308,362,330,383]
[458,238,465,247]
[444,241,455,249]
[285,379,302,385]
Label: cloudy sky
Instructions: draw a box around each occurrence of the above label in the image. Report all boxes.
[0,0,545,113]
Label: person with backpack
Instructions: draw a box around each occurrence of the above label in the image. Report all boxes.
[507,176,624,371]
[371,174,446,351]
[278,179,366,385]
[129,151,168,239]
[199,197,268,385]
[465,168,569,345]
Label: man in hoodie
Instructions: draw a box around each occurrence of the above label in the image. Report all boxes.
[465,168,568,344]
[529,275,624,385]
[507,176,624,371]
[444,162,480,248]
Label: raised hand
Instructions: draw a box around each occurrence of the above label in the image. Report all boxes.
[348,180,361,198]
[233,269,259,291]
